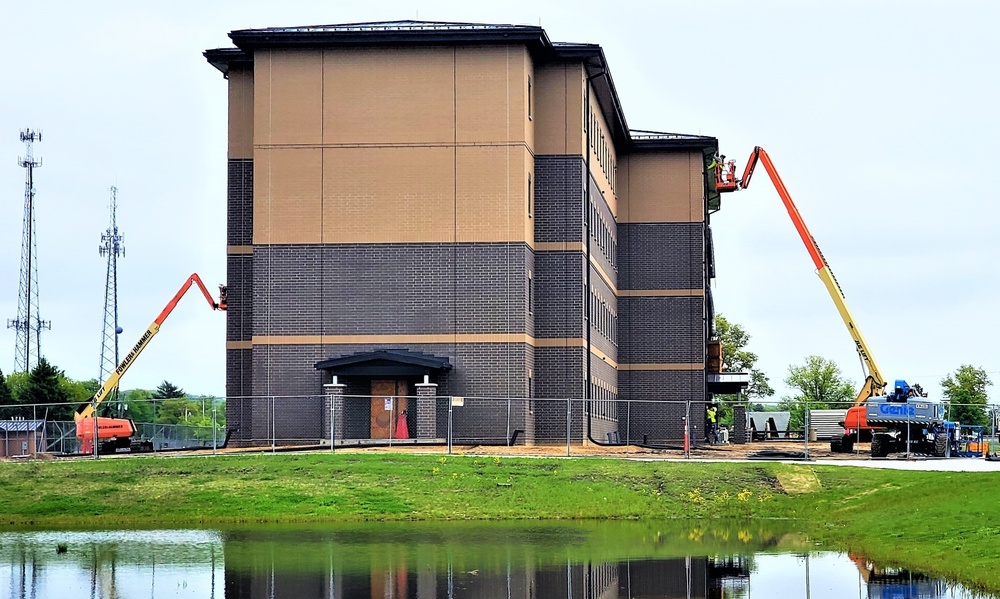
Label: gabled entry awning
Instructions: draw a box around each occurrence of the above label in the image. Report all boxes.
[314,349,452,377]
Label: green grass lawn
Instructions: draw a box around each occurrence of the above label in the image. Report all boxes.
[0,453,997,591]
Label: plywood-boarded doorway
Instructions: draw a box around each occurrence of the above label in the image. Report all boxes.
[370,380,408,439]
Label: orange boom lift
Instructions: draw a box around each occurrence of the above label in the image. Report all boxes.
[75,274,226,454]
[715,148,886,444]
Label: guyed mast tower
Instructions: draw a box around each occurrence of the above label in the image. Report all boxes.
[7,129,51,373]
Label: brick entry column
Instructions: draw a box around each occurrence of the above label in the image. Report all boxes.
[733,402,748,444]
[415,376,438,439]
[323,378,346,443]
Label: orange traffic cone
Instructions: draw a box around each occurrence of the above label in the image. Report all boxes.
[394,410,410,439]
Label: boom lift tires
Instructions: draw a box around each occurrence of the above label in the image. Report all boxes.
[933,433,949,458]
[870,434,889,458]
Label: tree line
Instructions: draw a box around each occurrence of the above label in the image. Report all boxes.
[716,314,997,430]
[0,358,224,427]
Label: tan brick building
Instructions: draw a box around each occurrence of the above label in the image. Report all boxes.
[205,21,741,447]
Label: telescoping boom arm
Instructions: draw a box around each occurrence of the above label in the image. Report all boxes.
[715,147,886,404]
[75,274,227,422]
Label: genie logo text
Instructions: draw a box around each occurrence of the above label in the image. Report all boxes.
[879,404,915,417]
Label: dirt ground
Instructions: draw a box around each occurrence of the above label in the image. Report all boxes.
[35,438,998,470]
[252,439,865,461]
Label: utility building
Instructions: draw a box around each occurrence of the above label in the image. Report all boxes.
[205,20,742,447]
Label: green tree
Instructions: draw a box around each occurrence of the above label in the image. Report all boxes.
[780,356,855,429]
[0,368,12,406]
[713,315,775,425]
[5,371,30,404]
[60,377,99,404]
[20,358,73,420]
[153,380,185,399]
[155,397,201,425]
[0,368,15,419]
[940,365,991,427]
[121,388,155,423]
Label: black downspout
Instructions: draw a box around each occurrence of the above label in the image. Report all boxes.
[584,75,594,446]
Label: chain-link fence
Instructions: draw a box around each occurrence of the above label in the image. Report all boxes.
[219,394,1000,460]
[0,398,225,457]
[2,394,997,460]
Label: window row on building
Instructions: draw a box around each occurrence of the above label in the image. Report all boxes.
[589,105,617,194]
[589,194,617,269]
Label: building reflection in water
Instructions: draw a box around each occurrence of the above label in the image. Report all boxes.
[222,539,751,599]
[0,526,980,599]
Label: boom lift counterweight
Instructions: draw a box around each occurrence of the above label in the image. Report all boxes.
[75,273,226,454]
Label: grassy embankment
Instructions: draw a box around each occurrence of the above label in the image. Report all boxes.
[0,453,997,590]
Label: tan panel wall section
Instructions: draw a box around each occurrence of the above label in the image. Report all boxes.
[251,45,536,245]
[253,50,323,146]
[617,151,704,223]
[456,46,528,145]
[455,145,530,243]
[322,47,456,145]
[322,146,456,243]
[533,64,586,156]
[227,67,254,159]
[253,148,323,244]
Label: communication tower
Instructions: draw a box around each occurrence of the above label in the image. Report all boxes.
[7,129,50,373]
[98,186,124,406]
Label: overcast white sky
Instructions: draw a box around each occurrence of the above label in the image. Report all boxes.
[1,1,997,401]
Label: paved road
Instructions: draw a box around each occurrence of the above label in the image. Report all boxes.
[811,456,1000,471]
[667,455,1000,471]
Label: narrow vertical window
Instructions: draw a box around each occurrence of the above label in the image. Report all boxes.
[527,172,533,217]
[528,271,534,315]
[527,76,533,121]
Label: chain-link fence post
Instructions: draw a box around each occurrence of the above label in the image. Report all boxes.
[625,399,631,450]
[92,396,99,460]
[212,405,218,455]
[566,398,571,457]
[271,396,276,454]
[905,402,911,459]
[447,397,453,455]
[506,398,512,447]
[685,400,691,459]
[855,406,862,455]
[804,400,810,460]
[152,399,158,454]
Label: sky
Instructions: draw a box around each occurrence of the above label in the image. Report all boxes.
[1,1,997,401]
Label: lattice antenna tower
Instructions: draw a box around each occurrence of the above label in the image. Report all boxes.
[99,186,124,406]
[7,129,51,373]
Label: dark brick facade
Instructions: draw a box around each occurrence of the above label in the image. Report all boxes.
[534,156,584,243]
[251,244,531,337]
[618,370,706,444]
[227,159,253,246]
[220,74,713,448]
[619,223,704,290]
[618,297,705,364]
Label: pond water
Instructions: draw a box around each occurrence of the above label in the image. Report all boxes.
[0,521,992,599]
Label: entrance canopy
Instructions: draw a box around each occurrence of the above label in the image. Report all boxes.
[314,349,452,377]
[706,372,750,395]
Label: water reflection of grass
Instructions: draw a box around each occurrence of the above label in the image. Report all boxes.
[0,454,997,591]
